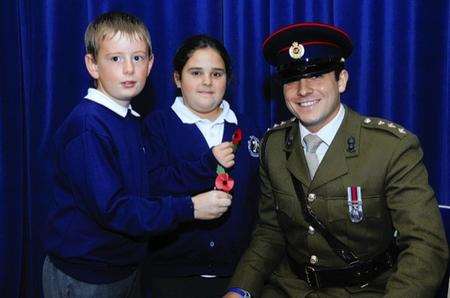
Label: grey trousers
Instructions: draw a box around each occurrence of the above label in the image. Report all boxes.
[42,256,140,298]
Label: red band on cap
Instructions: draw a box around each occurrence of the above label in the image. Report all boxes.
[263,22,351,49]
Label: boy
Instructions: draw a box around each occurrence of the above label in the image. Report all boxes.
[42,12,231,297]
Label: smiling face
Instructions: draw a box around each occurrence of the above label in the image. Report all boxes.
[85,31,153,107]
[174,47,227,121]
[283,70,348,132]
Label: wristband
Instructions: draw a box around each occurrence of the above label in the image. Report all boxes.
[228,287,251,297]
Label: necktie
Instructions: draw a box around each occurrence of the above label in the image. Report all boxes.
[304,134,323,179]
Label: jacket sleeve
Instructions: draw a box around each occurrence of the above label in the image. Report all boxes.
[228,138,286,297]
[145,116,217,196]
[384,134,448,296]
[62,130,194,238]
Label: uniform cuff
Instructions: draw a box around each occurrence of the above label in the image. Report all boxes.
[173,196,195,222]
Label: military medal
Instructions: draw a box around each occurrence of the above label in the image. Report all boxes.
[347,186,363,223]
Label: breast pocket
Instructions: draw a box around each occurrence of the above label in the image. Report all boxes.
[326,194,391,254]
[272,189,304,232]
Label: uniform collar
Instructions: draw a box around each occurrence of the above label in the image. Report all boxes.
[299,103,345,147]
[284,105,361,189]
[338,106,361,157]
[171,96,238,125]
[84,88,140,118]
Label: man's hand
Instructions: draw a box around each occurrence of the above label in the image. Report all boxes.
[223,293,243,298]
[212,142,235,168]
[192,190,232,220]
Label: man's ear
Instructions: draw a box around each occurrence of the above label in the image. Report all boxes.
[337,69,349,93]
[173,72,181,88]
[85,54,99,79]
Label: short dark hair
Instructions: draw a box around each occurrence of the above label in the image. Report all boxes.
[334,64,344,80]
[173,35,231,80]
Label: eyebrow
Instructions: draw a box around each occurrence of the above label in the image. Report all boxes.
[186,67,225,72]
[104,50,148,56]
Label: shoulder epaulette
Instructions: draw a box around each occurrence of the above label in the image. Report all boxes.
[361,117,408,138]
[265,117,297,133]
[260,117,296,165]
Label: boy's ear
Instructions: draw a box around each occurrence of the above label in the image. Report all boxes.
[85,54,99,79]
[147,54,154,77]
[173,72,181,88]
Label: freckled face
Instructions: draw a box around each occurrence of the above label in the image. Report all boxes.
[174,47,227,121]
[283,70,348,132]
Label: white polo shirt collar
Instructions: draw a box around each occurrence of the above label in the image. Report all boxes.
[171,96,237,125]
[84,88,140,118]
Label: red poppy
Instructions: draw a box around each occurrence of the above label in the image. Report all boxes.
[215,173,235,193]
[232,128,243,145]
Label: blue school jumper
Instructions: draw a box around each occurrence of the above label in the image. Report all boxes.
[45,96,194,284]
[143,107,261,277]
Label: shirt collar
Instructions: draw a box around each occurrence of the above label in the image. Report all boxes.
[84,88,140,118]
[299,103,345,146]
[171,96,238,125]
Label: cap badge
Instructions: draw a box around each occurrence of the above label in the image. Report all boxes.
[289,42,305,59]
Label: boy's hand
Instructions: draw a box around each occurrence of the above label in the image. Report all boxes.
[212,142,235,168]
[192,190,232,220]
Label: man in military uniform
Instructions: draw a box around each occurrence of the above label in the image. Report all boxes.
[225,22,448,297]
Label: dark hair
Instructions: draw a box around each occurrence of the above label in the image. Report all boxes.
[334,63,344,80]
[173,35,232,80]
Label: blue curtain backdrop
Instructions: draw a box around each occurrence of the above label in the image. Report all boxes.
[1,0,449,297]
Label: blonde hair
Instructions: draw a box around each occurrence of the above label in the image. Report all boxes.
[85,12,152,59]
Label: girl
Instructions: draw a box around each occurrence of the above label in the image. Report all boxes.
[142,35,261,298]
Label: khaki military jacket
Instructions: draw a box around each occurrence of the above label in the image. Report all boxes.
[229,107,448,297]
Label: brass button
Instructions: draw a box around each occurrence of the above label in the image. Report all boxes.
[308,226,315,235]
[310,255,318,264]
[307,193,316,202]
